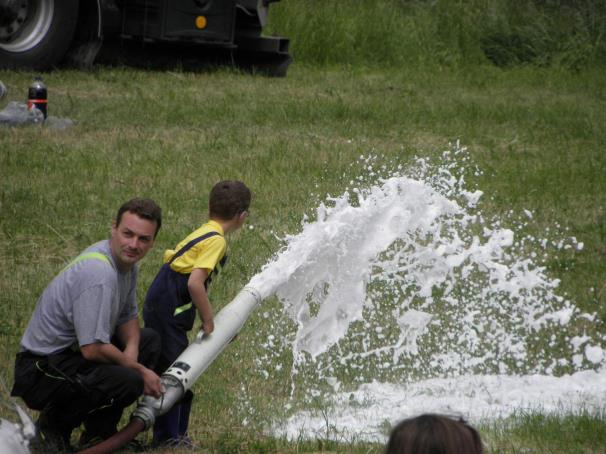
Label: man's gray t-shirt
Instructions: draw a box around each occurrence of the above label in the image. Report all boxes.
[20,240,139,355]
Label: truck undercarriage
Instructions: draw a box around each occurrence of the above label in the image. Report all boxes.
[0,0,291,76]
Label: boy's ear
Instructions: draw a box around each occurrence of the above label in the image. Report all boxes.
[236,211,249,226]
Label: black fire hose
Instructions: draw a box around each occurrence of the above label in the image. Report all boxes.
[75,419,145,454]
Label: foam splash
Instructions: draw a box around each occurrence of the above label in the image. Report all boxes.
[252,174,467,358]
[246,143,605,440]
[275,370,606,442]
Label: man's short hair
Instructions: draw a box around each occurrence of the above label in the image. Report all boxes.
[115,198,162,237]
[209,181,251,220]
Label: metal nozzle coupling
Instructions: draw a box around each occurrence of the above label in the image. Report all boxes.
[130,375,185,431]
[130,403,156,431]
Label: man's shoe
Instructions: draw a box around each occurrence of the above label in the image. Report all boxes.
[31,418,73,453]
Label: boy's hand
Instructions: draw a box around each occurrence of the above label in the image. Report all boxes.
[189,268,214,335]
[201,318,214,335]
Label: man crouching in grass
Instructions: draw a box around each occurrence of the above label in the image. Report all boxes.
[11,198,165,453]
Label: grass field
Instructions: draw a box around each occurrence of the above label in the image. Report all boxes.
[2,1,606,452]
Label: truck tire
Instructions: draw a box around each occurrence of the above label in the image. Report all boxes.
[0,0,79,70]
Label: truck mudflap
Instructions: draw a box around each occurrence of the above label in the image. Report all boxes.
[233,35,292,77]
[64,0,104,69]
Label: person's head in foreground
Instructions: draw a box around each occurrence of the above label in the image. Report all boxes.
[385,413,483,454]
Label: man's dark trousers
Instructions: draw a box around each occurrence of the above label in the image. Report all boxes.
[11,328,161,439]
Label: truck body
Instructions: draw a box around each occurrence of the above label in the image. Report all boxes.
[0,0,291,76]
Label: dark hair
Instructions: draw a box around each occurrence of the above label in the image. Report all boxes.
[115,198,162,237]
[385,414,483,454]
[209,180,251,220]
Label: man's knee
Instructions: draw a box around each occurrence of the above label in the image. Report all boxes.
[78,365,144,407]
[96,367,144,408]
[118,368,145,404]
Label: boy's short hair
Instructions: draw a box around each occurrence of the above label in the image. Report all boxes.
[209,181,251,220]
[116,198,162,237]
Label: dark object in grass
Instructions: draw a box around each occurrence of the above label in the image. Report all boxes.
[0,101,74,129]
[27,77,48,119]
[0,102,44,126]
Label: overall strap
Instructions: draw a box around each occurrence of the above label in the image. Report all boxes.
[168,231,221,265]
[169,231,222,318]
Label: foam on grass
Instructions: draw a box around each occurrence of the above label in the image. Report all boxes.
[247,143,604,440]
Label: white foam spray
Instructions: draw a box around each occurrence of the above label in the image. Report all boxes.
[245,143,605,441]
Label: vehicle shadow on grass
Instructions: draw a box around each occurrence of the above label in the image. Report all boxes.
[93,38,292,78]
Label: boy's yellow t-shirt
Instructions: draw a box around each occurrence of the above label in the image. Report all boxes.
[163,220,227,274]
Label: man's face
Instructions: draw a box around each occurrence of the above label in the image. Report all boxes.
[110,211,157,271]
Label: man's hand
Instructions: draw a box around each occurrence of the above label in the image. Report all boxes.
[140,367,164,398]
[82,343,164,397]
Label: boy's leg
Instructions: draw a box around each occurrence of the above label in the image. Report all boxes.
[152,404,182,446]
[152,390,193,446]
[179,390,194,437]
[143,266,194,445]
[145,312,190,444]
[138,327,162,370]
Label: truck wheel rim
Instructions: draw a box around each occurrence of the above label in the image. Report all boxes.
[0,0,55,53]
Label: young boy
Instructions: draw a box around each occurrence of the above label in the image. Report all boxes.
[143,180,251,447]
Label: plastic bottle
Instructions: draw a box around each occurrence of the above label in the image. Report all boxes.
[27,76,47,119]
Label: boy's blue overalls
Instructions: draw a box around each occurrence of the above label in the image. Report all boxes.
[143,231,227,445]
